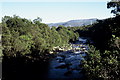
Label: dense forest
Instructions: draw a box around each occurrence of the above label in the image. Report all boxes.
[1,1,120,80]
[79,15,120,79]
[2,15,78,60]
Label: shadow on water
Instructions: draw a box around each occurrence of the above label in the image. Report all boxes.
[2,56,50,80]
[2,56,85,80]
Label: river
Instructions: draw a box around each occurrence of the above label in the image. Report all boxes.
[47,37,88,79]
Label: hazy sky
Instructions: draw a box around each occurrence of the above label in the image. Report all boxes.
[0,0,111,2]
[0,0,113,23]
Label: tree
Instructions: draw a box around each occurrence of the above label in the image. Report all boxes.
[1,15,79,61]
[80,1,120,80]
[107,1,120,15]
[81,46,120,80]
[33,17,42,24]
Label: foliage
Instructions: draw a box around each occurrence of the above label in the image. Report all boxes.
[2,15,78,59]
[79,2,120,79]
[0,24,2,62]
[78,12,120,80]
[33,17,42,24]
[81,45,120,80]
[76,15,120,51]
[107,1,120,15]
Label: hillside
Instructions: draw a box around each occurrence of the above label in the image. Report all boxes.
[48,18,97,27]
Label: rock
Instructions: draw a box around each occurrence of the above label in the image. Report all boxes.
[82,48,86,50]
[56,56,63,60]
[55,63,67,69]
[49,51,54,54]
[74,51,81,54]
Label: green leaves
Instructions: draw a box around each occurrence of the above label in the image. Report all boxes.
[19,35,32,41]
[81,45,120,79]
[33,17,42,25]
[2,15,78,59]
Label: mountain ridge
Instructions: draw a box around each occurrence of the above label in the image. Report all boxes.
[47,18,97,27]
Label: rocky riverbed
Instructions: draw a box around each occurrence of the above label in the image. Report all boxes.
[47,37,89,79]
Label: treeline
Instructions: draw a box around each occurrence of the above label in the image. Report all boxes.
[77,16,120,51]
[2,15,78,60]
[80,15,120,80]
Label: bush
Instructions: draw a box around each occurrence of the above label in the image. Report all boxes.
[81,45,120,80]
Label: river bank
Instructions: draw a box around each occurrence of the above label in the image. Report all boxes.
[2,37,89,80]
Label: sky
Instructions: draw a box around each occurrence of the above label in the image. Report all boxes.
[0,0,111,2]
[0,0,113,23]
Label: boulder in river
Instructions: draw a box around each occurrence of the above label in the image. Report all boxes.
[55,62,67,69]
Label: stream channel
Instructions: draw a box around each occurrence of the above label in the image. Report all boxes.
[47,37,89,79]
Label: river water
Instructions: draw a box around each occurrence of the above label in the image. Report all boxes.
[47,37,88,79]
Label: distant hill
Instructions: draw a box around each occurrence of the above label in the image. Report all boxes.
[48,18,97,27]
